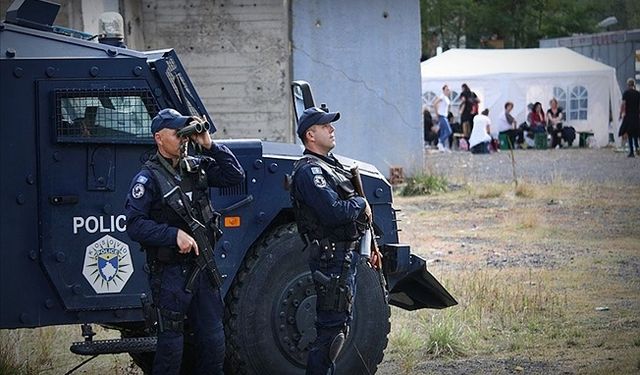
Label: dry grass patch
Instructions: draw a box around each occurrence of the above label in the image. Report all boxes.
[0,326,140,375]
[514,182,535,198]
[506,209,544,231]
[388,266,570,368]
[469,183,508,199]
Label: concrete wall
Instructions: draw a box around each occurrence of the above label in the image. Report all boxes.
[291,0,424,176]
[136,0,291,141]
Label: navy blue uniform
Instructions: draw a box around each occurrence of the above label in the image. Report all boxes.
[291,150,367,375]
[125,143,243,375]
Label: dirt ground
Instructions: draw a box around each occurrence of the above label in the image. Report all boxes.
[377,147,640,374]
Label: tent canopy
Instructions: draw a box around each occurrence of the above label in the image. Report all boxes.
[421,48,622,147]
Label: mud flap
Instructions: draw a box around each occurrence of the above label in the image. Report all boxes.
[383,244,457,311]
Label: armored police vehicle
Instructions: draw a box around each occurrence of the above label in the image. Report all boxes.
[0,0,456,373]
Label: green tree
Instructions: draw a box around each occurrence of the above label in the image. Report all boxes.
[420,0,640,59]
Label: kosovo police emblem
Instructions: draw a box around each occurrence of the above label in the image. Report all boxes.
[97,252,119,282]
[82,235,133,294]
[313,175,327,188]
[131,183,145,199]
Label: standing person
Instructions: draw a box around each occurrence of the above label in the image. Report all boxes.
[469,108,492,154]
[619,78,640,157]
[290,106,380,375]
[493,101,522,148]
[459,83,479,137]
[433,85,453,152]
[125,108,245,375]
[547,98,565,148]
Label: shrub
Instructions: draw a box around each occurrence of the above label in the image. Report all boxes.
[400,174,448,196]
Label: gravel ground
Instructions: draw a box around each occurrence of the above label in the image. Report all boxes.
[376,147,640,375]
[423,147,640,184]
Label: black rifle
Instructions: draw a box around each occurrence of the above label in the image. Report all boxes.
[349,166,383,270]
[163,186,223,293]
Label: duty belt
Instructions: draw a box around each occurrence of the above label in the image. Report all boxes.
[315,238,358,252]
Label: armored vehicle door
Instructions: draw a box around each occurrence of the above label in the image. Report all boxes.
[36,74,157,314]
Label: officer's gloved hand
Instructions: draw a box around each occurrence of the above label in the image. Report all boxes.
[177,229,199,256]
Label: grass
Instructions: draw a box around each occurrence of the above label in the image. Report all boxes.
[514,182,535,198]
[419,310,468,357]
[384,179,640,373]
[0,326,139,375]
[387,267,569,373]
[400,173,448,196]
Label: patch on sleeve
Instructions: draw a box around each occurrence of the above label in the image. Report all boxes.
[136,175,148,184]
[313,175,327,188]
[311,166,323,175]
[131,183,145,199]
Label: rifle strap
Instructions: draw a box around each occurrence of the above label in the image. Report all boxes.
[297,154,352,181]
[145,157,204,230]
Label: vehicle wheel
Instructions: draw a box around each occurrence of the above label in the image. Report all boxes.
[224,223,390,374]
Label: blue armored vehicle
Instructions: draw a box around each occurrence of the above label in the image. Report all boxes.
[0,0,456,373]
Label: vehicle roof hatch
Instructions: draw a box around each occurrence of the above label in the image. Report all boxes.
[5,0,60,32]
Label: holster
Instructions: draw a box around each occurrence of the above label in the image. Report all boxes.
[312,269,352,312]
[140,293,158,335]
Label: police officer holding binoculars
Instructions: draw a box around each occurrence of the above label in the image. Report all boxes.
[125,108,244,375]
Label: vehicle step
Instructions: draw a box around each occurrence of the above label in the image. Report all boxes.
[70,337,157,355]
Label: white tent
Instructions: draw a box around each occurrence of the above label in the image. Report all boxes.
[421,48,622,147]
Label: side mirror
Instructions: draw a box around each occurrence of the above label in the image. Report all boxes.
[291,80,316,124]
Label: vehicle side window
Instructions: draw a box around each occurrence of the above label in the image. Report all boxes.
[55,88,158,143]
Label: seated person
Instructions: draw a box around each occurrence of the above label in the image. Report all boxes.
[561,126,576,146]
[469,109,492,154]
[423,108,438,147]
[448,111,463,147]
[546,98,565,148]
[448,111,463,134]
[493,101,523,148]
[529,102,546,133]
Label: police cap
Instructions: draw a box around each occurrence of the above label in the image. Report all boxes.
[297,107,340,140]
[151,108,192,134]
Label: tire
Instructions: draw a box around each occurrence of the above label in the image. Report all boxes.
[224,223,390,374]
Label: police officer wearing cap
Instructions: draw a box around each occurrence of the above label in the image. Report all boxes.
[290,106,373,375]
[125,108,244,375]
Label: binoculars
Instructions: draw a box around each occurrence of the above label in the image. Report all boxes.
[177,118,211,137]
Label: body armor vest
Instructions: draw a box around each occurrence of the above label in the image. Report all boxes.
[144,154,214,264]
[291,155,365,243]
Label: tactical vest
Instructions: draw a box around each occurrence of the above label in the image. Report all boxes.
[291,155,366,243]
[143,154,214,264]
